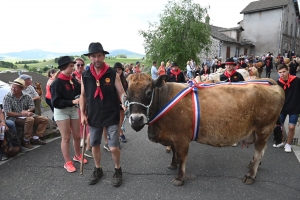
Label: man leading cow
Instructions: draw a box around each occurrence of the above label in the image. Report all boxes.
[80,42,126,187]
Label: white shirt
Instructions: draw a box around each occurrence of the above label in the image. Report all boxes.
[151,66,159,80]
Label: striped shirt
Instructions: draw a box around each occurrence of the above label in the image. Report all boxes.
[3,92,34,121]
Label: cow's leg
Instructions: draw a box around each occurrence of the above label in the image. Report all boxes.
[172,142,189,186]
[242,132,268,185]
[167,144,177,170]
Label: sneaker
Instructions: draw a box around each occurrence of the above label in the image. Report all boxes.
[273,142,285,148]
[112,167,122,187]
[0,153,8,161]
[284,144,292,153]
[89,167,103,185]
[64,161,76,173]
[22,140,33,149]
[84,149,93,158]
[103,144,110,152]
[73,154,88,164]
[120,135,127,143]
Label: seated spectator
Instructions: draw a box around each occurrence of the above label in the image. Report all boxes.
[3,78,48,149]
[19,74,42,116]
[200,65,210,76]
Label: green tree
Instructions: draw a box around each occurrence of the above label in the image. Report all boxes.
[139,0,211,68]
[43,66,50,72]
[24,64,29,69]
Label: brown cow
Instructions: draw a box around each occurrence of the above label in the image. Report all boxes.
[126,73,284,186]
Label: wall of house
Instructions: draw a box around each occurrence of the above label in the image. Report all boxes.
[281,1,300,56]
[242,8,282,56]
[221,30,238,40]
[198,36,220,63]
[220,43,255,59]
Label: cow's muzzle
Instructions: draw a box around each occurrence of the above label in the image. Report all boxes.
[129,114,147,132]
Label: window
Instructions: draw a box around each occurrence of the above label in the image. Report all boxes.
[291,24,293,36]
[285,21,288,34]
[244,48,248,56]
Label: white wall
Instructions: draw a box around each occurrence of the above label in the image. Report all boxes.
[242,9,282,56]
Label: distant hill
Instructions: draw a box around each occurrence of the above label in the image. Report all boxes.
[0,49,144,60]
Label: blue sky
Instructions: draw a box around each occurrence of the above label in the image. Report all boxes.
[0,0,297,54]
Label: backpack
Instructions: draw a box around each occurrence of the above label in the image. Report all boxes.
[0,130,21,157]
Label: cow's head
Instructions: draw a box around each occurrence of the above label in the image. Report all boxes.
[126,73,168,132]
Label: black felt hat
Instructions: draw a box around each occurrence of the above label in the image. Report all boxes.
[57,56,76,69]
[225,58,236,65]
[172,62,179,67]
[113,62,124,70]
[84,42,109,56]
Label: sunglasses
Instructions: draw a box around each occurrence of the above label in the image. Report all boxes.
[76,64,84,67]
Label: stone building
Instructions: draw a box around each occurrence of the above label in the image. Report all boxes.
[199,0,300,63]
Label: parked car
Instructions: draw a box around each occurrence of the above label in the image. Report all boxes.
[0,80,11,108]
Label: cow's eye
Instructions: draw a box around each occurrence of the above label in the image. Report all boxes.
[145,89,152,98]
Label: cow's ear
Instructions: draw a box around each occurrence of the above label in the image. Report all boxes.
[153,75,168,88]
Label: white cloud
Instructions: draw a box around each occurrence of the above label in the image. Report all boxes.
[0,0,282,54]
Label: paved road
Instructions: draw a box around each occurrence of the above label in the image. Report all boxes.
[0,70,300,199]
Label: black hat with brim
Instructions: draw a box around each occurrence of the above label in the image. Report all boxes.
[172,62,179,67]
[225,58,236,65]
[113,62,124,70]
[84,42,110,56]
[58,56,76,69]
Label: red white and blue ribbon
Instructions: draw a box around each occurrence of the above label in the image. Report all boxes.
[149,81,200,141]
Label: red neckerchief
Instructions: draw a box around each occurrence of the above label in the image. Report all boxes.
[90,62,109,99]
[223,69,237,82]
[73,71,81,81]
[170,69,181,81]
[57,72,74,89]
[278,75,296,90]
[266,60,270,67]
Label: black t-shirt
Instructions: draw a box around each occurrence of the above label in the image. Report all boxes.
[277,77,300,114]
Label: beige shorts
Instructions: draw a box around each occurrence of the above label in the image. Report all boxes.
[54,106,79,121]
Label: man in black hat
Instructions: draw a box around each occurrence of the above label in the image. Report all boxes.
[220,58,244,82]
[167,62,186,83]
[80,42,126,187]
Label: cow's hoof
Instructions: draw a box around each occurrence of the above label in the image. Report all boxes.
[242,175,255,185]
[172,178,184,186]
[167,163,177,170]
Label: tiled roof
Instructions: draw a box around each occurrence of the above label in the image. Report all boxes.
[210,25,237,43]
[240,0,290,14]
[210,25,255,46]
